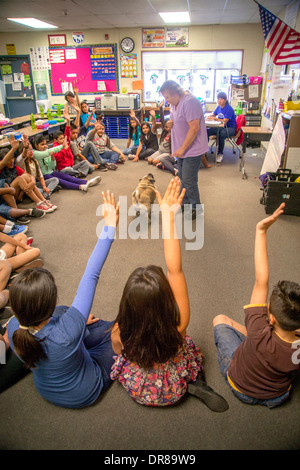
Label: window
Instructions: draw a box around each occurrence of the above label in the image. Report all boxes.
[142,50,243,103]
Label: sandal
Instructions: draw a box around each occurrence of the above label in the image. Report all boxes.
[14,259,43,273]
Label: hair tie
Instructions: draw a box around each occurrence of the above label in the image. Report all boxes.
[19,325,29,330]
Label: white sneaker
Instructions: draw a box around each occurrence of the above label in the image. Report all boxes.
[86,176,102,187]
[36,201,54,213]
[216,154,223,163]
[45,200,57,211]
[80,184,88,191]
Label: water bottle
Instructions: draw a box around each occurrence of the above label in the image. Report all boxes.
[30,113,36,130]
[40,105,44,118]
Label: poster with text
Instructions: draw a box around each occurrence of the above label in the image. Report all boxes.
[142,29,164,48]
[165,28,189,47]
[120,53,138,78]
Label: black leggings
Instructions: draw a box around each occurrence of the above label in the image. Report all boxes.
[131,147,156,160]
[0,325,29,393]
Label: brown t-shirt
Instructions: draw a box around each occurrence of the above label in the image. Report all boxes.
[228,304,300,399]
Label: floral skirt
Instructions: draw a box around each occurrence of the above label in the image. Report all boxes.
[110,336,204,406]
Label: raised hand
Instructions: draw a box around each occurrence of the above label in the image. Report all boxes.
[22,134,30,149]
[9,134,20,151]
[101,190,120,228]
[156,177,185,212]
[257,203,285,232]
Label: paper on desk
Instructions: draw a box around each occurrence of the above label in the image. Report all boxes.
[260,114,285,175]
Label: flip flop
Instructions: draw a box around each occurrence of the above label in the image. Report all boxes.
[14,259,43,273]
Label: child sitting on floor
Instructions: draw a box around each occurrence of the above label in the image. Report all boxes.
[0,231,42,394]
[128,109,158,162]
[86,121,126,168]
[69,105,107,171]
[213,203,300,408]
[0,138,56,214]
[53,112,96,177]
[123,109,141,157]
[80,101,96,132]
[110,178,228,412]
[16,135,59,200]
[33,135,101,192]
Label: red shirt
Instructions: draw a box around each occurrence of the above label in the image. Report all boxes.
[53,126,74,171]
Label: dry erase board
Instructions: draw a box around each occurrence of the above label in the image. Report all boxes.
[49,44,119,95]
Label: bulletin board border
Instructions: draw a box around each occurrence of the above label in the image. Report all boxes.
[48,44,120,96]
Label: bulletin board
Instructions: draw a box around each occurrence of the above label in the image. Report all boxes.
[48,44,119,95]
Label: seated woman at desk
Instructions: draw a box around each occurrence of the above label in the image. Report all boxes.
[206,92,236,163]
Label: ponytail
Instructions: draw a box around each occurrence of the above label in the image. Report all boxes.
[10,268,57,369]
[12,328,47,369]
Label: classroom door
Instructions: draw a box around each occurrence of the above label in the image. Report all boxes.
[0,55,36,119]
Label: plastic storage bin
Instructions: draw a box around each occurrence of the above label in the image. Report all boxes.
[261,169,300,216]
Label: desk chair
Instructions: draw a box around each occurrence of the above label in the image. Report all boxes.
[209,114,246,160]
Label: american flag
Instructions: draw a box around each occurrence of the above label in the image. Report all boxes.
[258,3,300,65]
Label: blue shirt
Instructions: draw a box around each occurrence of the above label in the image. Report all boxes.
[213,103,236,129]
[7,225,116,408]
[132,126,141,146]
[81,112,96,132]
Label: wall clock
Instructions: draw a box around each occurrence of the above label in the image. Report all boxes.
[120,37,135,53]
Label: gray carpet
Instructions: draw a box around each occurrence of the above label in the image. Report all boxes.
[1,141,299,450]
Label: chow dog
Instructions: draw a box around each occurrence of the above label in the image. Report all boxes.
[132,173,156,219]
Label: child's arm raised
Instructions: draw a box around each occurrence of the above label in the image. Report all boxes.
[149,108,157,134]
[129,109,141,127]
[250,203,285,305]
[71,190,119,322]
[156,177,190,336]
[0,135,20,170]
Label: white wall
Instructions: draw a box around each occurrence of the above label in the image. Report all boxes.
[0,24,265,110]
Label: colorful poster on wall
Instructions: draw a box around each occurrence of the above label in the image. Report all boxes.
[30,46,51,70]
[6,44,16,55]
[1,64,12,75]
[120,53,138,78]
[165,28,189,47]
[49,49,66,64]
[142,29,164,48]
[90,46,116,80]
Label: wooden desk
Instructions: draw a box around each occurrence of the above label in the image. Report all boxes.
[240,126,273,179]
[0,114,41,131]
[0,120,66,148]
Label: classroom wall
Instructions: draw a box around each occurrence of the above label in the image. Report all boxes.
[0,23,264,110]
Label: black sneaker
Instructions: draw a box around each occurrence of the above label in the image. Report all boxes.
[105,162,118,171]
[16,216,31,224]
[29,208,45,218]
[97,164,108,172]
[187,378,229,412]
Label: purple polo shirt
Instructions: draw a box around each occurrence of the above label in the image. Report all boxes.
[170,93,208,158]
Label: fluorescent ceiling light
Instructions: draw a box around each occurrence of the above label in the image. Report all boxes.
[7,18,58,29]
[159,11,191,23]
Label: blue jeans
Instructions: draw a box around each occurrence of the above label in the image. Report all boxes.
[37,177,59,198]
[177,155,203,208]
[82,141,105,166]
[100,150,119,163]
[123,145,138,155]
[53,306,115,391]
[207,126,236,155]
[214,324,290,408]
[83,319,115,391]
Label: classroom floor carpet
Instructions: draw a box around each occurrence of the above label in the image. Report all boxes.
[0,141,299,451]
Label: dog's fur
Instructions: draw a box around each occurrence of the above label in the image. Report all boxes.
[132,173,156,219]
